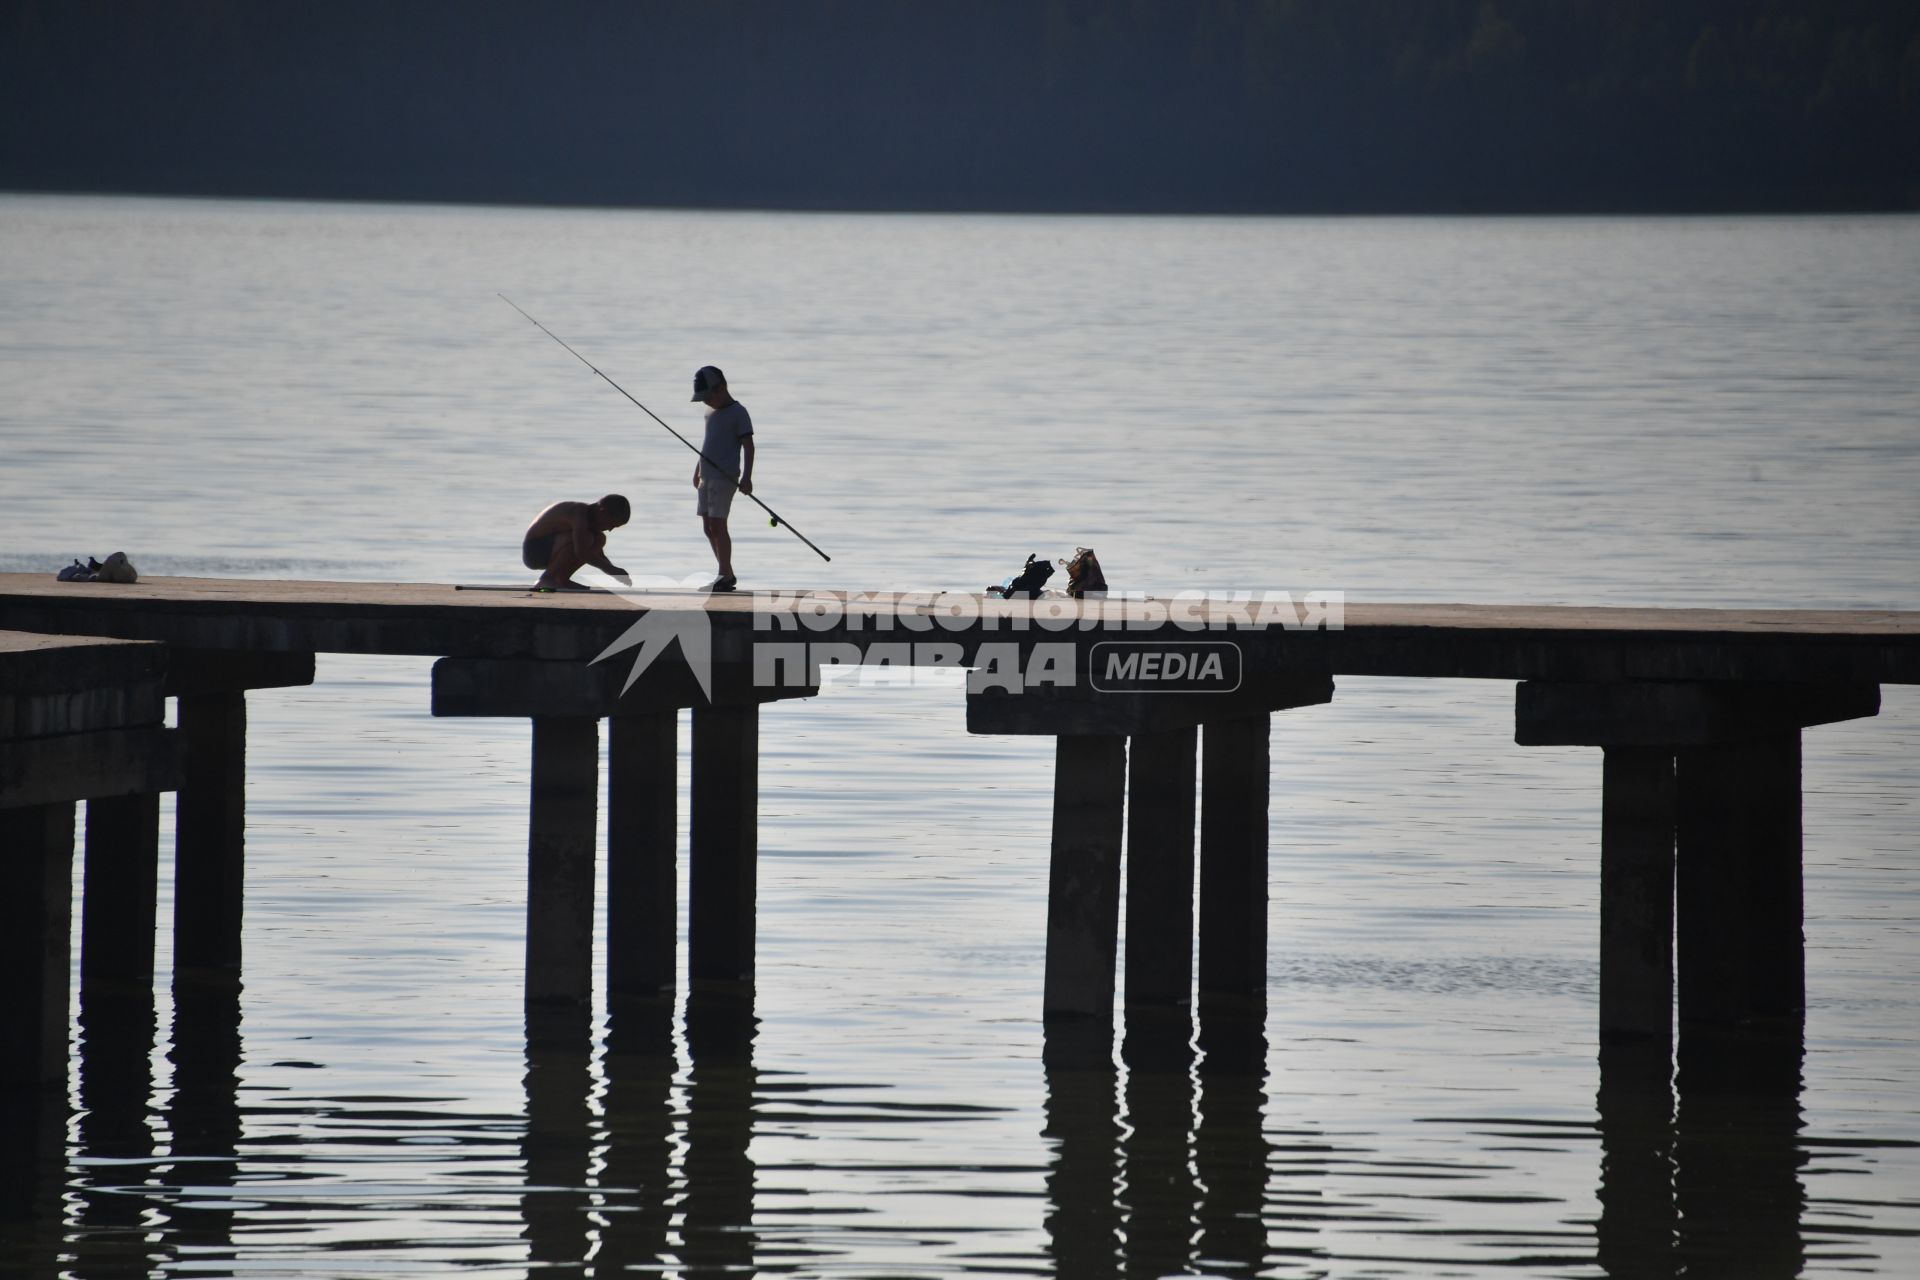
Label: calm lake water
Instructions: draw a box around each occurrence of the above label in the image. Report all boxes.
[3,195,1919,1277]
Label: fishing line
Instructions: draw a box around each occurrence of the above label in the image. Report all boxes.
[499,294,831,562]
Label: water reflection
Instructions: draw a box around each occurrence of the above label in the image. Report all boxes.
[1672,1020,1808,1279]
[679,984,759,1277]
[18,969,1902,1276]
[1041,1020,1124,1275]
[519,987,760,1274]
[71,986,163,1279]
[164,977,245,1273]
[1042,1008,1275,1277]
[1594,1042,1678,1279]
[1194,1013,1275,1278]
[0,1080,67,1278]
[1595,1018,1809,1279]
[597,997,678,1274]
[521,1006,595,1270]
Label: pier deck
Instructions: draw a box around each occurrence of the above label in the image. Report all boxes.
[2,574,1917,682]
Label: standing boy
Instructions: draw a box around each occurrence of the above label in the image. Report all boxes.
[691,365,753,592]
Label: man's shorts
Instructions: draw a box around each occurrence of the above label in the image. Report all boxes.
[696,470,738,519]
[522,532,555,570]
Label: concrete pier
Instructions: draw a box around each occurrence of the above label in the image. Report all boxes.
[1,801,77,1086]
[1,632,180,1087]
[1124,726,1198,1008]
[1198,715,1272,1013]
[4,575,1919,1047]
[1517,679,1879,1040]
[1676,732,1805,1028]
[607,711,678,1000]
[689,704,759,983]
[81,791,161,987]
[174,690,247,974]
[1596,746,1676,1042]
[170,651,315,977]
[969,673,1333,1018]
[431,654,814,1008]
[527,716,600,1006]
[1042,736,1127,1019]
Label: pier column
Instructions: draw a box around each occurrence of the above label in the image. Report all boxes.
[1599,746,1677,1044]
[1676,732,1803,1027]
[1126,726,1198,1009]
[968,672,1331,1023]
[3,631,182,1088]
[527,716,599,1007]
[433,657,815,1002]
[167,651,314,979]
[690,704,758,983]
[82,792,162,987]
[174,691,247,974]
[1198,714,1271,1013]
[0,803,76,1087]
[608,711,679,1001]
[1517,679,1877,1043]
[1044,735,1126,1019]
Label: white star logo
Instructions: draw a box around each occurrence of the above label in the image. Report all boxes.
[591,573,719,701]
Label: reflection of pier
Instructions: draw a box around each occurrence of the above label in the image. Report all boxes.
[11,970,1864,1276]
[1596,1023,1813,1279]
[4,577,1919,1091]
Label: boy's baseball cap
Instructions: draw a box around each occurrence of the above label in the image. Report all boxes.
[691,366,727,401]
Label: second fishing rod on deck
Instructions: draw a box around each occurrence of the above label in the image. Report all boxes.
[499,293,831,562]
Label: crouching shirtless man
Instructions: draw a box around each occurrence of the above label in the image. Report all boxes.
[522,494,632,591]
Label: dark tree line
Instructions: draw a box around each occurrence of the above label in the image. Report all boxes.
[3,0,1915,213]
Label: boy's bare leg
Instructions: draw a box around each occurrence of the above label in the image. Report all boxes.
[703,516,734,580]
[536,540,590,591]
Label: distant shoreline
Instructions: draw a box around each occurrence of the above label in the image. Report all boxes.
[5,182,1917,220]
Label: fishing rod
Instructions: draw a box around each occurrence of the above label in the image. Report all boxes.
[499,293,831,562]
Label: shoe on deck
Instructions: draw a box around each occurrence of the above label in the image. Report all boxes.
[710,575,738,593]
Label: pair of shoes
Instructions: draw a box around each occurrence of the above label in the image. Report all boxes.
[710,574,738,593]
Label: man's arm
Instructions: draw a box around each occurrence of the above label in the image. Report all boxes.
[739,435,755,494]
[586,545,628,583]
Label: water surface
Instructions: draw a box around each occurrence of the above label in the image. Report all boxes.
[2,197,1919,1276]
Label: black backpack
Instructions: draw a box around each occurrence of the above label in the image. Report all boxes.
[986,554,1054,599]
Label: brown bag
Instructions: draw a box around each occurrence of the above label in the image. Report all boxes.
[1061,547,1107,598]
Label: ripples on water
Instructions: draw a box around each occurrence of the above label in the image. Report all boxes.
[2,197,1920,1276]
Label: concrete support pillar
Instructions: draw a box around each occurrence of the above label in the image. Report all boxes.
[689,704,758,983]
[1677,731,1804,1027]
[1125,726,1197,1008]
[1043,735,1126,1020]
[174,690,247,975]
[608,711,679,1001]
[1518,680,1870,1045]
[1198,715,1271,1012]
[526,716,599,1007]
[82,791,161,988]
[0,802,76,1087]
[1599,746,1676,1044]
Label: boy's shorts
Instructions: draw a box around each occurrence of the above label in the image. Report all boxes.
[696,470,737,518]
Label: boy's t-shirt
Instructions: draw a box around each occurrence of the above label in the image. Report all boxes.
[700,402,753,481]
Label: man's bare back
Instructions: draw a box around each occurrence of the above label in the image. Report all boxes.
[522,494,632,590]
